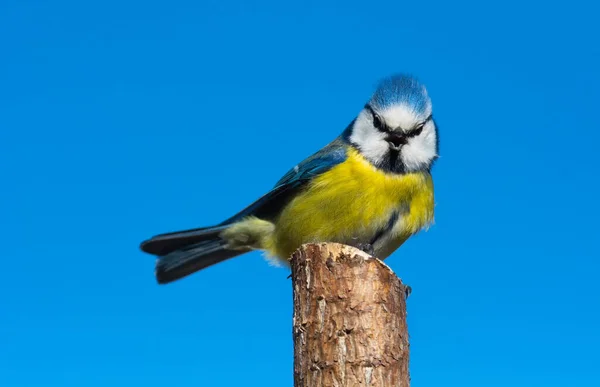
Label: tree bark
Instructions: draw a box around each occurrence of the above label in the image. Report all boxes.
[291,243,410,387]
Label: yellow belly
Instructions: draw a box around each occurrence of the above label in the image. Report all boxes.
[266,147,435,259]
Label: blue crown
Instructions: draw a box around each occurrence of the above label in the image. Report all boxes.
[370,74,430,114]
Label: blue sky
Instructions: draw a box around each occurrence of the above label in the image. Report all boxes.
[1,0,599,386]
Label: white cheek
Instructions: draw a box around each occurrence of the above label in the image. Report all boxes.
[401,122,438,171]
[349,112,389,164]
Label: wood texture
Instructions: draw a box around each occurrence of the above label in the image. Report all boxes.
[291,243,410,387]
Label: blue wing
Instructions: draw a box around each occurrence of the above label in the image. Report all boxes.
[221,137,349,224]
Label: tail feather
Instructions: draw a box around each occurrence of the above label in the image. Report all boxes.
[154,239,247,284]
[140,225,230,256]
[141,225,249,284]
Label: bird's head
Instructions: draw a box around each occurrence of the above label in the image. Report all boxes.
[348,74,438,173]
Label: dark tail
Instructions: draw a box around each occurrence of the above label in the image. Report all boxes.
[140,225,248,284]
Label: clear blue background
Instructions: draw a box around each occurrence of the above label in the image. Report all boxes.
[2,1,599,386]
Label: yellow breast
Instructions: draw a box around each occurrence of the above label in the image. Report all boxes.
[267,147,434,259]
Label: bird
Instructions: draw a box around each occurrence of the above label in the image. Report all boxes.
[140,74,439,284]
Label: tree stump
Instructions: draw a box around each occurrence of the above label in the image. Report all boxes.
[291,243,410,387]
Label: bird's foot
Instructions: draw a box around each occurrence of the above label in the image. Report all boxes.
[404,285,412,299]
[356,243,375,256]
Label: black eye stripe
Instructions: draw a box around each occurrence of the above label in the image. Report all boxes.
[364,104,388,132]
[405,115,433,137]
[406,126,423,138]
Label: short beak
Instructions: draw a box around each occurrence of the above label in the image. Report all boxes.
[386,133,407,151]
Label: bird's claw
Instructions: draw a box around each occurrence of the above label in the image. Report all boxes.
[356,243,375,256]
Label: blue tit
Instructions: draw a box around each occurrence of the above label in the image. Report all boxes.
[141,74,439,284]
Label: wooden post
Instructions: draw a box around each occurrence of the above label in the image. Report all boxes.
[291,243,410,387]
